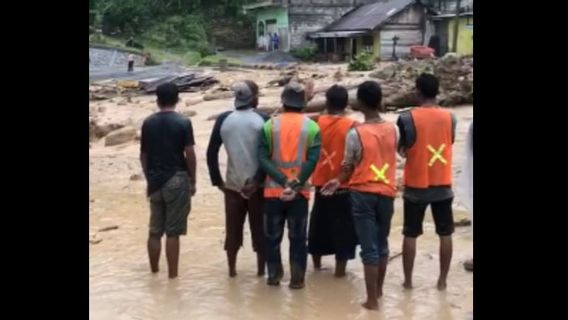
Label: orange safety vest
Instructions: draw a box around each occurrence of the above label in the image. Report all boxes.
[403,107,453,188]
[264,113,312,199]
[348,121,397,198]
[311,115,356,187]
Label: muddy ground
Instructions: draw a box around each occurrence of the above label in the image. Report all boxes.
[89,65,473,320]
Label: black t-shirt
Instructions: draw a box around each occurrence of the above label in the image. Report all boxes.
[141,111,195,195]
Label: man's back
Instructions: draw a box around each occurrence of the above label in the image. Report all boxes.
[207,109,267,192]
[141,111,194,195]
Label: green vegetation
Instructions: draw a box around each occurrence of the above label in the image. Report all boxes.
[348,50,376,71]
[290,46,317,62]
[90,0,255,65]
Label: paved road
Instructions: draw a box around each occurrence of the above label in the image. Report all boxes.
[89,63,199,82]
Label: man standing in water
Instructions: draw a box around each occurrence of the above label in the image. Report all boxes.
[322,81,399,310]
[397,73,457,290]
[259,82,321,289]
[457,121,473,272]
[140,83,196,279]
[207,81,268,277]
[308,85,358,277]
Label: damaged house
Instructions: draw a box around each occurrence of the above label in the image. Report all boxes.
[309,0,433,61]
[243,0,375,52]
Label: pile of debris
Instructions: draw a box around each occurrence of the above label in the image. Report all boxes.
[139,73,218,93]
[89,72,218,101]
[370,53,473,107]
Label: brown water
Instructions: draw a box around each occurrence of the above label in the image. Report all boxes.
[90,99,473,320]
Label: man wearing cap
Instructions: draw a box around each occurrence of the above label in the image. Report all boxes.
[258,82,321,289]
[207,80,269,277]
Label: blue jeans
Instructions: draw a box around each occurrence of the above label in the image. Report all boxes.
[350,191,394,265]
[264,197,308,278]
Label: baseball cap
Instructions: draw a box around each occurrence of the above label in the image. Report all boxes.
[232,82,254,108]
[281,82,306,109]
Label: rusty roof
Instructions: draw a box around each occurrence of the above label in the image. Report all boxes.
[325,0,418,32]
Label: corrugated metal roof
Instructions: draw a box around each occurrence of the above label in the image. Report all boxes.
[325,0,417,32]
[309,31,368,38]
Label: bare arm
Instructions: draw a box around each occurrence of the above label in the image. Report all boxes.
[140,152,148,178]
[185,146,197,196]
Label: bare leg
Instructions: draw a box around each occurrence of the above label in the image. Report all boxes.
[227,249,238,277]
[361,264,379,310]
[166,236,180,279]
[402,237,416,289]
[147,233,161,273]
[334,260,347,277]
[312,255,322,270]
[377,258,388,298]
[437,235,452,290]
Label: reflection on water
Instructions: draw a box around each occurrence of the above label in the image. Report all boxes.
[90,107,473,320]
[90,192,473,320]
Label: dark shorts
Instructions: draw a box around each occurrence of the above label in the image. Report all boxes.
[350,191,394,265]
[149,172,191,237]
[308,189,357,260]
[224,189,264,253]
[403,197,454,238]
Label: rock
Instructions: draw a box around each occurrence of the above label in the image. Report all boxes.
[130,174,143,181]
[98,225,119,232]
[117,100,127,106]
[89,238,103,245]
[454,218,472,227]
[98,106,106,113]
[181,110,197,117]
[463,259,473,272]
[105,126,137,146]
[90,120,125,142]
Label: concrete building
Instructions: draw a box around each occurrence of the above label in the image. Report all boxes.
[309,0,431,61]
[243,0,375,52]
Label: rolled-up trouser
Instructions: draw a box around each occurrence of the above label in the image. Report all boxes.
[224,189,264,253]
[350,191,394,265]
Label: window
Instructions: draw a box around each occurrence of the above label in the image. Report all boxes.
[258,21,265,36]
[362,36,374,46]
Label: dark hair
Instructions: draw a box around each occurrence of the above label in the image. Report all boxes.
[156,83,179,108]
[356,81,382,110]
[325,85,348,111]
[243,80,259,96]
[415,73,439,99]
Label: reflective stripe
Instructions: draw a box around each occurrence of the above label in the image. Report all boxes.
[271,116,311,172]
[427,144,447,167]
[370,163,390,184]
[272,117,281,161]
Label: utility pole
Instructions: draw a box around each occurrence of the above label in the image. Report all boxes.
[452,0,462,52]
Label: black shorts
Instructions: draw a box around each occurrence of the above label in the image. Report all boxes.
[403,197,454,237]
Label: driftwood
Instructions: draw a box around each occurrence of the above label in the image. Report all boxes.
[203,90,233,101]
[388,252,403,262]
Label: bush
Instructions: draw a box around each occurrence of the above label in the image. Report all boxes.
[348,50,376,71]
[142,14,209,55]
[290,46,317,61]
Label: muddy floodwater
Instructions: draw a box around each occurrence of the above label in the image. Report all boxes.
[89,95,473,319]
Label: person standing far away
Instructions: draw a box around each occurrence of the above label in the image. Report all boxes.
[258,82,321,289]
[128,54,135,72]
[456,121,473,272]
[308,85,359,277]
[206,80,269,278]
[139,83,197,279]
[273,33,279,51]
[321,81,399,310]
[397,73,458,290]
